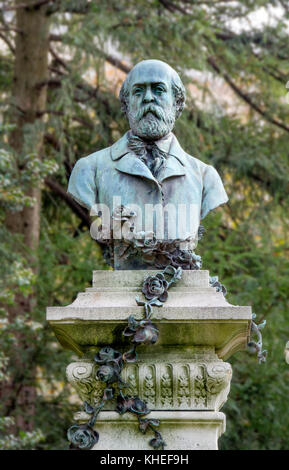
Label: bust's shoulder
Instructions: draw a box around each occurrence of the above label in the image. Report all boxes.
[72,145,111,172]
[182,149,214,177]
[185,151,207,169]
[181,148,224,190]
[171,135,212,176]
[72,132,129,171]
[180,145,228,218]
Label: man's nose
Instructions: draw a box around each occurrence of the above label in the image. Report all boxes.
[143,86,154,103]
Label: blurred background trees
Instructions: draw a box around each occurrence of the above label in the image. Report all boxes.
[0,0,288,449]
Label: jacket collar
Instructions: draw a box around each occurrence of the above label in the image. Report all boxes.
[110,131,187,183]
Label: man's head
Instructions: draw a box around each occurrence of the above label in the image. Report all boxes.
[119,60,186,141]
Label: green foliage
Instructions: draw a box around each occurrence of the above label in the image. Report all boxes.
[0,0,288,450]
[0,126,58,212]
[198,209,289,449]
[0,417,44,450]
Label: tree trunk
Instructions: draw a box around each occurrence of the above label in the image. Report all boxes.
[6,0,50,248]
[3,0,50,432]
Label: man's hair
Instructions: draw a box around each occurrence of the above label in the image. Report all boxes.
[119,64,186,119]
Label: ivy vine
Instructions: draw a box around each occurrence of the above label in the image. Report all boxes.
[67,265,183,450]
[66,235,267,449]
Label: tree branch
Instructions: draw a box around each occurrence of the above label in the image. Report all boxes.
[181,0,238,4]
[0,31,15,53]
[44,131,60,150]
[215,29,289,61]
[44,132,73,181]
[49,33,62,42]
[47,0,90,15]
[207,56,289,134]
[47,63,116,115]
[0,26,22,33]
[49,45,68,70]
[158,0,189,14]
[95,48,131,74]
[49,35,131,75]
[37,109,94,129]
[36,77,61,89]
[1,0,52,12]
[48,49,110,107]
[45,177,91,228]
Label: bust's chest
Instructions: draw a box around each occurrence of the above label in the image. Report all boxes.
[95,160,204,240]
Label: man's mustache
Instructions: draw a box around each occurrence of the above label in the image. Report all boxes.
[136,104,165,121]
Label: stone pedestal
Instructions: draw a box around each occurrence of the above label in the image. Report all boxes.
[71,411,225,450]
[46,270,252,450]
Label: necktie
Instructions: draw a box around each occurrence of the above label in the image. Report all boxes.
[127,135,168,179]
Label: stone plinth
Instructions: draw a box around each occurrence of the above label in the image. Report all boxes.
[73,411,225,450]
[46,270,252,450]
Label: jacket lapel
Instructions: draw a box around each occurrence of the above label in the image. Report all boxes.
[159,135,186,182]
[115,153,158,184]
[159,156,185,182]
[111,132,187,183]
[110,132,130,161]
[111,131,158,183]
[167,134,187,166]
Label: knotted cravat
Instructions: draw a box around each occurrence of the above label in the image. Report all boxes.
[127,135,168,179]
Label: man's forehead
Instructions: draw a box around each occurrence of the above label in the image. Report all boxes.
[129,63,172,88]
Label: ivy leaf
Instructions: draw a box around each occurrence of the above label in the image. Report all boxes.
[257,320,266,330]
[150,298,163,307]
[123,348,137,363]
[84,401,95,414]
[135,296,145,306]
[148,419,160,427]
[103,388,114,401]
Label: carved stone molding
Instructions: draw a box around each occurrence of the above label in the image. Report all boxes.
[67,357,232,412]
[47,269,252,362]
[66,361,106,406]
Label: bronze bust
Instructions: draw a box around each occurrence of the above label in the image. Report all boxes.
[68,60,228,269]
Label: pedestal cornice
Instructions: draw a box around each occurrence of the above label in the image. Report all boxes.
[47,270,251,360]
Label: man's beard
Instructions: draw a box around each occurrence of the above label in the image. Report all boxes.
[127,103,176,141]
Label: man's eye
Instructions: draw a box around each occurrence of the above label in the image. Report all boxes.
[133,88,143,95]
[154,86,166,94]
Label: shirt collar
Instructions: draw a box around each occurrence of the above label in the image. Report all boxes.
[111,131,187,166]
